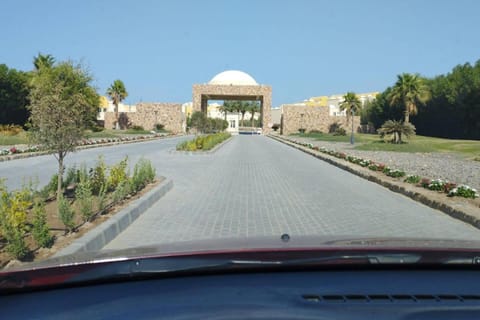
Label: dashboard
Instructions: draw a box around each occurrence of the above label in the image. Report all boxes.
[2,268,480,319]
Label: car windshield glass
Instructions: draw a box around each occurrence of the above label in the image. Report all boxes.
[0,0,479,272]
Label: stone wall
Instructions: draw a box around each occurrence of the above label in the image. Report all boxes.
[104,103,184,133]
[192,84,272,133]
[281,105,360,135]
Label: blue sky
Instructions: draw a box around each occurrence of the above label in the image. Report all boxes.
[1,0,479,106]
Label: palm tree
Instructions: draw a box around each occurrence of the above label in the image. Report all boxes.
[106,80,128,130]
[339,92,362,144]
[219,101,235,121]
[248,102,260,127]
[378,120,416,144]
[33,53,55,70]
[388,73,431,123]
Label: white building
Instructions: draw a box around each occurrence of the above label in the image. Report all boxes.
[97,96,136,121]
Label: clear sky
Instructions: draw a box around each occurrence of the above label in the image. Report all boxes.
[1,0,479,106]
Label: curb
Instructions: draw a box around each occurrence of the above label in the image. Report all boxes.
[0,134,183,162]
[268,134,480,229]
[54,178,174,257]
[171,135,233,155]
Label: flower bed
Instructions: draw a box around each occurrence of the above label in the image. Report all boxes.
[282,137,479,200]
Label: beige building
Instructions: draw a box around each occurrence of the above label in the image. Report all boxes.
[97,96,137,121]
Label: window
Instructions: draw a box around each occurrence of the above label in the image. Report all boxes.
[230,120,236,128]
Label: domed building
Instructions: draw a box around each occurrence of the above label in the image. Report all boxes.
[192,70,272,134]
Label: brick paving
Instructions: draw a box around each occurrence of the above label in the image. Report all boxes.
[104,135,480,250]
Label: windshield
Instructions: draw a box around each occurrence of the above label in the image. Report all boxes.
[0,0,479,272]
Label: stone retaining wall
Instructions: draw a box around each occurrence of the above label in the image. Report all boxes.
[281,104,360,135]
[104,103,184,133]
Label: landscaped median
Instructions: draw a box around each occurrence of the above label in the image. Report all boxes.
[0,132,179,162]
[268,134,480,228]
[176,132,232,153]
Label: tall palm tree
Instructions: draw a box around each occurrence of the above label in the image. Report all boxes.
[388,73,431,123]
[339,92,362,144]
[106,80,128,130]
[220,101,235,120]
[248,102,260,127]
[33,53,55,71]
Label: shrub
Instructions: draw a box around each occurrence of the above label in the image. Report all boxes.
[58,195,75,233]
[333,127,347,136]
[328,122,342,134]
[272,124,280,131]
[63,166,78,188]
[155,123,165,131]
[308,129,323,134]
[176,133,230,151]
[107,157,129,191]
[378,120,416,144]
[427,179,446,191]
[32,201,54,248]
[404,175,421,184]
[112,180,131,204]
[419,178,431,188]
[298,128,306,134]
[131,125,144,131]
[4,227,29,260]
[75,177,94,222]
[89,156,107,195]
[91,125,105,132]
[97,184,108,213]
[131,158,156,193]
[448,185,479,199]
[384,168,406,178]
[39,174,59,199]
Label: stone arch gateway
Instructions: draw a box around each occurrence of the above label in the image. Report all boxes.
[192,70,272,133]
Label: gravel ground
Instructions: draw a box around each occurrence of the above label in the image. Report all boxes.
[291,136,480,191]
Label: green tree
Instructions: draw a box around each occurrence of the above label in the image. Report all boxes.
[27,61,99,200]
[388,73,431,123]
[106,80,128,130]
[33,53,55,71]
[190,111,208,134]
[339,92,362,144]
[0,64,31,125]
[378,120,416,144]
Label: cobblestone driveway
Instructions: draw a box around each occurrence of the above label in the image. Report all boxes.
[104,135,480,250]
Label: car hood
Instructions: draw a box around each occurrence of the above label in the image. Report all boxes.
[5,235,480,272]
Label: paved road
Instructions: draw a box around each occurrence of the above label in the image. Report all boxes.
[0,136,190,191]
[103,135,480,250]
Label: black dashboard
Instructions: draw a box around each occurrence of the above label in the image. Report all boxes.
[2,268,480,319]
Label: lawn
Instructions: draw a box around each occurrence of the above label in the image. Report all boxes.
[292,132,480,159]
[0,132,28,145]
[1,129,157,146]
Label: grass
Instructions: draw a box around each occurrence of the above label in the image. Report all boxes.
[0,132,28,145]
[1,128,160,147]
[292,132,480,159]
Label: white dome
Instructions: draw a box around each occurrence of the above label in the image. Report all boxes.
[209,70,258,86]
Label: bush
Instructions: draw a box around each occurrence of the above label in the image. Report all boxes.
[112,180,131,204]
[308,129,323,134]
[58,195,75,233]
[63,166,78,188]
[155,123,165,131]
[272,124,280,131]
[298,128,306,134]
[448,185,479,198]
[131,125,144,131]
[75,177,94,222]
[383,168,406,178]
[40,173,59,198]
[131,158,156,193]
[0,124,24,136]
[91,125,105,132]
[32,201,54,248]
[404,175,421,184]
[4,227,29,260]
[89,156,107,195]
[107,157,129,191]
[176,132,231,151]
